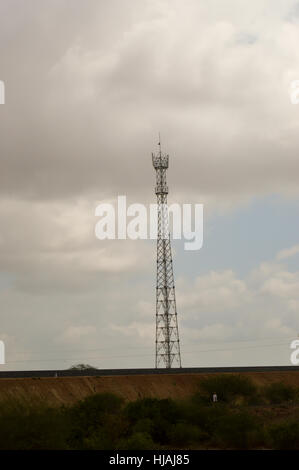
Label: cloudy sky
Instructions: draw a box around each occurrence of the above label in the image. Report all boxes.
[1,0,299,370]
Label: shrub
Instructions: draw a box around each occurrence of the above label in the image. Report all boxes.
[264,382,296,404]
[125,397,179,423]
[67,392,124,449]
[125,398,180,445]
[118,432,155,450]
[190,392,210,406]
[199,374,257,403]
[0,400,68,450]
[132,418,154,435]
[168,422,207,446]
[79,414,128,450]
[180,400,230,433]
[268,420,299,449]
[213,411,261,449]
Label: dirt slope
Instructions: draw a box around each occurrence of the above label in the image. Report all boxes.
[0,371,299,406]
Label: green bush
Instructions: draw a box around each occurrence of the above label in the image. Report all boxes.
[190,392,211,406]
[132,417,154,435]
[213,411,261,449]
[268,420,299,449]
[0,400,68,450]
[2,378,299,450]
[125,397,179,423]
[168,422,207,446]
[180,401,230,434]
[264,382,296,404]
[179,400,261,449]
[67,392,125,449]
[118,432,155,450]
[124,398,180,444]
[199,374,257,403]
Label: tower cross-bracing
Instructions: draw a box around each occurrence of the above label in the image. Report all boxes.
[152,142,182,368]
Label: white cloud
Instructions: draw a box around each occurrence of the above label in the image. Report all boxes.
[0,197,152,293]
[108,321,154,341]
[277,244,299,260]
[177,270,250,313]
[173,250,299,348]
[61,325,97,342]
[260,270,299,298]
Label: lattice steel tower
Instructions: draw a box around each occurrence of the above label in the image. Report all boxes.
[152,141,182,368]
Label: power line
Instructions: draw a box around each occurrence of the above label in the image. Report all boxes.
[4,339,293,364]
[8,334,297,357]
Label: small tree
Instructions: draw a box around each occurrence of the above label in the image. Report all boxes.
[68,364,98,370]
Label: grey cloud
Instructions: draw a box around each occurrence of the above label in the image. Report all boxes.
[1,0,299,369]
[1,0,299,202]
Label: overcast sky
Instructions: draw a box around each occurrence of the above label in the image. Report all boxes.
[1,0,299,370]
